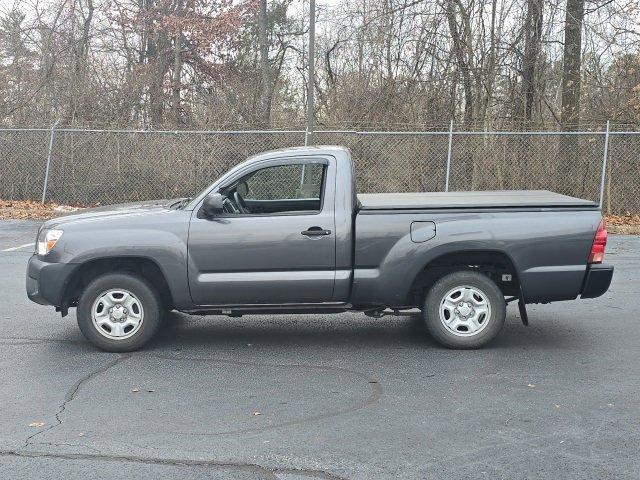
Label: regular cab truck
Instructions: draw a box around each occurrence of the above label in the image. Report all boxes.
[26,146,613,352]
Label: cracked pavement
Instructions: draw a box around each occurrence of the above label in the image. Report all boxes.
[1,220,639,479]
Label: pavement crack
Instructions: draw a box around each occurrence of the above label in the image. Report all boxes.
[144,353,383,437]
[274,467,349,479]
[0,336,85,346]
[23,354,130,448]
[28,441,103,455]
[0,450,348,479]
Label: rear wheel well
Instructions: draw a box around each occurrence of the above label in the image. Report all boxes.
[63,257,173,310]
[408,250,520,306]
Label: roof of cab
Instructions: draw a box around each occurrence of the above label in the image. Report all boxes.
[246,145,351,162]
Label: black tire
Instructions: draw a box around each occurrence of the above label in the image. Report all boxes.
[423,271,506,349]
[77,272,162,352]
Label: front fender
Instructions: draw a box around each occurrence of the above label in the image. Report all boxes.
[43,211,192,308]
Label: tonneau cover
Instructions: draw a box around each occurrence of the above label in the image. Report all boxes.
[357,190,598,210]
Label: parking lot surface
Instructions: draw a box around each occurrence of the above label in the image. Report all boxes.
[1,220,639,479]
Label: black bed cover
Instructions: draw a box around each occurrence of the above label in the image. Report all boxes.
[357,190,598,210]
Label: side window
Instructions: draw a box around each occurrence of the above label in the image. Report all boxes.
[230,163,326,215]
[244,163,325,201]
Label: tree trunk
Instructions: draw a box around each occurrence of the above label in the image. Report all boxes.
[171,0,184,126]
[258,0,273,127]
[559,0,585,196]
[143,0,160,126]
[445,0,474,125]
[171,30,182,126]
[64,0,94,124]
[522,0,543,123]
[561,0,584,129]
[143,0,171,127]
[517,0,543,189]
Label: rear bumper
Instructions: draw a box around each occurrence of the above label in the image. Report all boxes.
[581,264,614,299]
[26,255,77,306]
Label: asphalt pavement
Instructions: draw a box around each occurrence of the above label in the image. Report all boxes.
[1,220,639,479]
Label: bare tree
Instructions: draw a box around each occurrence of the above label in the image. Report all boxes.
[0,0,638,131]
[445,0,474,124]
[561,0,584,129]
[522,0,543,122]
[258,0,272,126]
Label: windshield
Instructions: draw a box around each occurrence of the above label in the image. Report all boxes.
[182,159,255,210]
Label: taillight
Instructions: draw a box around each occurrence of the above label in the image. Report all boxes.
[588,220,607,264]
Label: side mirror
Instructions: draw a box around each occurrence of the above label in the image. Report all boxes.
[201,193,224,217]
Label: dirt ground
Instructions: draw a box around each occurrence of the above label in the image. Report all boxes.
[1,199,639,234]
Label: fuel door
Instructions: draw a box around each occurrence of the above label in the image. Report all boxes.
[410,221,436,243]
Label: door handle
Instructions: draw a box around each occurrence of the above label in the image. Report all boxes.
[301,226,332,236]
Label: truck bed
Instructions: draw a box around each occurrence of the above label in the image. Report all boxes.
[357,190,598,210]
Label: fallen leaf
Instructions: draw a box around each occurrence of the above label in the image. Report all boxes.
[253,412,262,416]
[131,388,140,393]
[78,432,85,437]
[147,389,155,393]
[605,213,640,227]
[0,200,89,220]
[28,422,45,427]
[527,384,535,388]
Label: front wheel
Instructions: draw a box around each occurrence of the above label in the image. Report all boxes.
[423,271,506,349]
[77,273,162,352]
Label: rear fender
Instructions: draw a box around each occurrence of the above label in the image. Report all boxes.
[353,233,515,307]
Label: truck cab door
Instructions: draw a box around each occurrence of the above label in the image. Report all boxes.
[187,157,337,306]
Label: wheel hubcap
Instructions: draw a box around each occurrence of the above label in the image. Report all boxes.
[439,285,491,337]
[91,289,144,340]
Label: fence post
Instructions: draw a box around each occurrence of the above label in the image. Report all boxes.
[444,120,454,192]
[598,120,610,209]
[41,120,59,204]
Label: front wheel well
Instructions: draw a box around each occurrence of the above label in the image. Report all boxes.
[407,250,520,306]
[63,257,174,310]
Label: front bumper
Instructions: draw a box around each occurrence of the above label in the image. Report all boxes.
[26,255,77,306]
[581,264,614,299]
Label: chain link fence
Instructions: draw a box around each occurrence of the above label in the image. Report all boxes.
[0,126,638,213]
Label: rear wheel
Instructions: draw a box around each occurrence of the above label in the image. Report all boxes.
[423,271,506,349]
[77,273,162,352]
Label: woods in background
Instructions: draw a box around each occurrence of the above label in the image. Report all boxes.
[0,0,639,130]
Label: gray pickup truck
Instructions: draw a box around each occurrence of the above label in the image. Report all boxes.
[27,146,613,352]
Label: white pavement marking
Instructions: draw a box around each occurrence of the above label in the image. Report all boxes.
[2,243,34,252]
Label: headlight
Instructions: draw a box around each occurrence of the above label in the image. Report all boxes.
[37,229,63,255]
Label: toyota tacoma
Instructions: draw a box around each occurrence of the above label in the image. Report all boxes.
[26,146,613,351]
